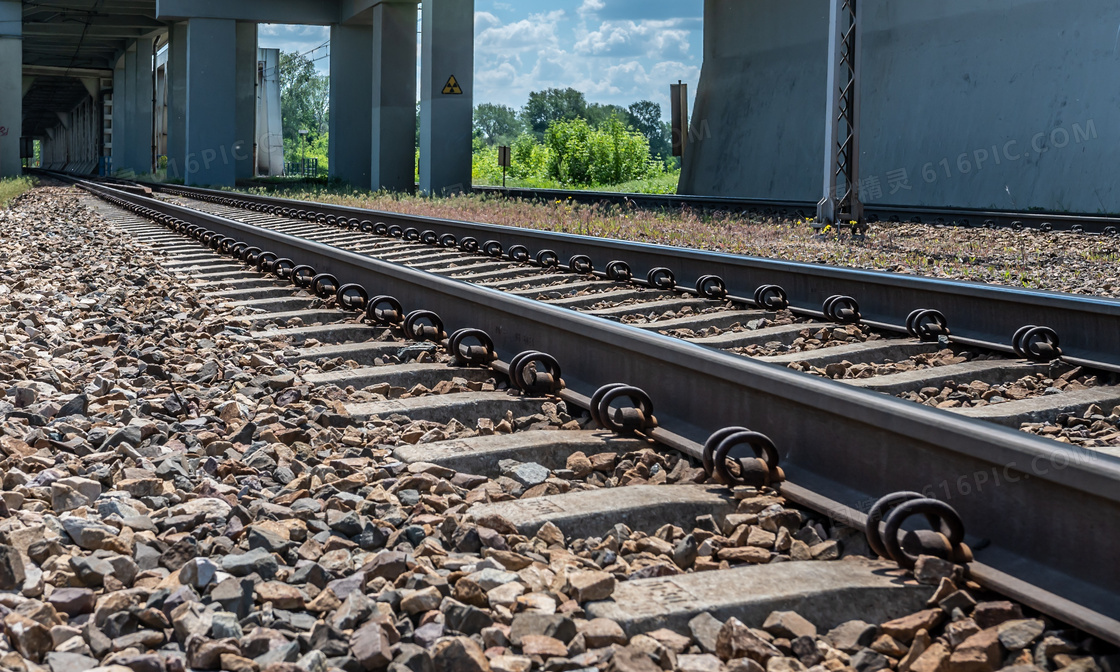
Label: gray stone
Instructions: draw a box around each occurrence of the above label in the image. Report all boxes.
[247,526,291,554]
[998,619,1045,651]
[45,651,100,672]
[850,648,890,672]
[48,588,96,616]
[350,620,392,669]
[70,555,114,587]
[256,640,301,667]
[763,611,817,640]
[465,567,519,591]
[0,544,26,589]
[107,554,139,587]
[689,612,724,654]
[60,517,118,550]
[211,611,243,639]
[56,395,89,418]
[180,557,218,589]
[105,425,143,448]
[297,649,329,672]
[443,601,494,635]
[509,613,577,646]
[413,622,445,649]
[391,643,434,672]
[504,462,551,487]
[221,547,278,579]
[825,621,880,653]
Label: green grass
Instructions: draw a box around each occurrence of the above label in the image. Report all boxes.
[0,176,35,209]
[472,170,681,195]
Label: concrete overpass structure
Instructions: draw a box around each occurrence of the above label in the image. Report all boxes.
[3,0,1116,217]
[679,0,1120,217]
[2,0,474,194]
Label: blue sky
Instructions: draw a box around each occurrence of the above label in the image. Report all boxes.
[258,0,703,120]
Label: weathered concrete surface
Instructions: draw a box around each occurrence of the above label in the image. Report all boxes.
[189,269,259,281]
[759,341,941,367]
[166,259,244,272]
[588,297,717,319]
[304,362,493,391]
[955,386,1120,427]
[393,430,646,475]
[226,296,319,313]
[467,484,735,537]
[252,323,380,344]
[680,0,827,200]
[347,391,545,424]
[638,310,771,333]
[687,323,809,349]
[683,0,1120,213]
[241,308,348,326]
[211,285,297,301]
[542,287,658,310]
[194,277,278,290]
[587,558,934,637]
[844,360,1046,395]
[295,340,409,365]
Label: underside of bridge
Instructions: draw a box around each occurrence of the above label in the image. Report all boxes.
[2,0,474,193]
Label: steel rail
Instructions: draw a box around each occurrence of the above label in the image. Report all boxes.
[75,179,1120,642]
[135,179,1120,372]
[472,185,1120,235]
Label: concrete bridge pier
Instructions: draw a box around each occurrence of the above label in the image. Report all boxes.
[0,0,21,178]
[419,0,474,195]
[181,19,257,186]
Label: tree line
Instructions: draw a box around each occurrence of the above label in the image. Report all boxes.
[277,50,676,187]
[474,88,674,165]
[473,88,676,188]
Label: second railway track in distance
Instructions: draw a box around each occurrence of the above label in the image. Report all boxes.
[61,176,1120,650]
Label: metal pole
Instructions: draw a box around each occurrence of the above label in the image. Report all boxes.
[817,0,863,229]
[152,39,159,176]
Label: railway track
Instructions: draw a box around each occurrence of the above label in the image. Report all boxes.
[146,187,1120,449]
[7,175,1116,670]
[57,174,1120,636]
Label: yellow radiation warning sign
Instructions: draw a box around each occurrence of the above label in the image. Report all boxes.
[442,75,463,95]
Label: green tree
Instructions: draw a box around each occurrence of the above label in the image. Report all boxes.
[627,100,673,162]
[279,50,330,147]
[473,103,522,146]
[522,88,587,137]
[585,102,629,128]
[544,117,658,186]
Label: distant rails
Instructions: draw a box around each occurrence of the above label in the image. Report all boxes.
[472,185,1120,235]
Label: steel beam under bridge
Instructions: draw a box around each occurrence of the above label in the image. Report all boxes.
[155,0,404,26]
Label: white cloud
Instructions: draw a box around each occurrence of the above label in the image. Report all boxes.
[471,6,702,119]
[575,19,691,59]
[578,0,606,18]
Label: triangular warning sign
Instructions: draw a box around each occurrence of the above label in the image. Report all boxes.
[442,75,463,95]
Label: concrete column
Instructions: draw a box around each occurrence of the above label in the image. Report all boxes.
[329,24,374,189]
[185,18,238,186]
[115,49,134,174]
[419,0,474,195]
[122,45,138,172]
[166,22,188,180]
[373,2,418,192]
[0,0,21,177]
[131,36,156,175]
[235,22,257,180]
